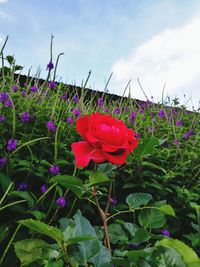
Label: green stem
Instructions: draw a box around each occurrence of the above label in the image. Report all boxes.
[0,200,27,212]
[33,183,57,208]
[0,182,13,206]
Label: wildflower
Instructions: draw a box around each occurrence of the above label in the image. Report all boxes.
[182,133,189,140]
[0,157,7,168]
[21,112,30,123]
[73,95,79,103]
[73,108,81,117]
[46,61,54,71]
[135,132,140,139]
[18,182,28,191]
[5,100,12,108]
[47,121,56,132]
[7,139,17,151]
[145,99,152,108]
[48,81,56,90]
[113,107,121,115]
[104,107,109,113]
[56,197,66,208]
[109,196,117,205]
[0,92,8,103]
[139,108,144,114]
[60,93,67,101]
[176,119,182,127]
[23,83,27,87]
[172,108,178,115]
[158,109,165,118]
[97,97,103,108]
[40,184,48,193]
[130,111,137,123]
[125,106,129,112]
[173,140,180,146]
[49,165,59,175]
[21,90,26,97]
[161,229,170,237]
[29,86,38,93]
[188,129,194,136]
[12,85,18,92]
[0,115,5,122]
[67,117,74,124]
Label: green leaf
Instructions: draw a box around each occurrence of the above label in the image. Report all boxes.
[122,222,138,238]
[133,137,160,159]
[14,239,48,266]
[126,249,151,260]
[88,171,110,186]
[73,210,100,264]
[19,219,64,244]
[30,210,46,221]
[158,204,175,217]
[44,260,64,267]
[52,175,83,198]
[9,191,35,208]
[108,223,128,244]
[157,238,200,266]
[131,228,151,243]
[126,193,153,208]
[0,173,12,192]
[138,208,166,229]
[90,241,112,267]
[6,55,14,64]
[141,161,166,174]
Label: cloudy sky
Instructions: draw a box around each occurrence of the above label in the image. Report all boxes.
[0,0,200,109]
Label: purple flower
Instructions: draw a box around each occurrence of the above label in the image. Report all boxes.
[60,93,67,101]
[109,196,117,205]
[130,111,137,123]
[46,61,54,71]
[135,132,140,139]
[104,107,109,113]
[0,157,7,168]
[12,85,18,92]
[161,229,170,237]
[40,184,48,193]
[21,90,26,97]
[172,108,178,115]
[113,107,121,115]
[23,83,27,87]
[182,133,189,140]
[173,140,180,146]
[7,139,17,151]
[0,115,5,122]
[18,182,28,191]
[188,129,194,136]
[125,106,129,112]
[67,117,74,124]
[48,81,56,90]
[0,92,8,103]
[158,109,165,118]
[29,86,38,93]
[176,119,182,127]
[21,112,30,123]
[5,100,12,109]
[97,98,103,108]
[73,95,79,103]
[56,197,66,208]
[49,165,59,175]
[73,108,81,117]
[47,121,56,132]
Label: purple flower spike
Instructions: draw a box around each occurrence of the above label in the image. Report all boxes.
[21,112,30,123]
[46,61,54,71]
[73,95,79,103]
[0,115,6,122]
[49,81,56,90]
[0,157,7,168]
[12,85,18,92]
[176,119,182,127]
[0,92,8,103]
[21,90,26,97]
[135,132,140,139]
[56,197,66,208]
[161,229,170,237]
[113,107,121,115]
[158,109,165,118]
[173,140,180,146]
[109,196,117,205]
[67,117,74,124]
[5,100,12,109]
[73,108,81,117]
[7,139,17,151]
[18,182,28,191]
[49,165,59,175]
[98,98,103,108]
[47,121,56,132]
[29,86,38,93]
[40,184,48,193]
[130,111,137,123]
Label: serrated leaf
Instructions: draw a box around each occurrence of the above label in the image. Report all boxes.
[158,204,175,217]
[126,193,152,209]
[138,208,166,229]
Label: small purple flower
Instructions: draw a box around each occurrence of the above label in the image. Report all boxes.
[18,182,28,191]
[176,119,182,127]
[29,86,38,93]
[0,157,7,168]
[109,197,117,205]
[172,108,178,115]
[158,109,165,118]
[97,98,103,108]
[125,106,129,112]
[188,129,194,136]
[46,61,54,71]
[0,92,8,103]
[73,108,81,117]
[113,107,121,115]
[173,140,180,146]
[23,83,27,87]
[130,111,137,123]
[56,197,66,208]
[135,132,140,139]
[5,100,12,109]
[7,139,17,151]
[60,93,67,101]
[49,165,59,175]
[48,81,56,90]
[40,184,48,193]
[73,95,79,103]
[47,121,56,132]
[67,117,74,124]
[182,133,189,140]
[161,229,170,237]
[0,115,5,122]
[21,112,30,123]
[21,90,26,97]
[104,107,109,113]
[12,85,18,92]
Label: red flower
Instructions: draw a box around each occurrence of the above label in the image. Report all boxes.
[71,112,139,168]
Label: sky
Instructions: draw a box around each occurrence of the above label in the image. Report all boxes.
[0,0,200,110]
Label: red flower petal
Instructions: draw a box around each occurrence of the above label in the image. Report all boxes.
[76,116,90,139]
[71,141,93,168]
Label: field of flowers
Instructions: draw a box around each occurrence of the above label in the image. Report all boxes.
[0,38,200,267]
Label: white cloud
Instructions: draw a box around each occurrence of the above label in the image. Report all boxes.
[0,0,8,3]
[111,15,200,109]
